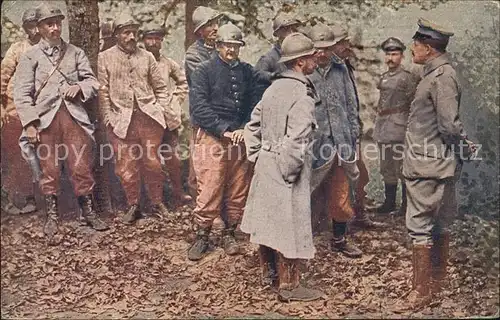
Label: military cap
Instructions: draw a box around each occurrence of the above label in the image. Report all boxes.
[192,6,222,34]
[216,22,245,46]
[308,23,336,48]
[113,13,140,34]
[35,4,65,24]
[142,23,166,37]
[381,37,406,52]
[330,24,350,43]
[278,32,317,63]
[100,19,115,40]
[413,17,454,42]
[272,13,302,37]
[22,8,37,24]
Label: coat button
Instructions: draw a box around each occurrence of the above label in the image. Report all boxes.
[231,76,237,81]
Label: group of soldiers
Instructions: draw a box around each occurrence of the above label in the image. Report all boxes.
[1,2,475,308]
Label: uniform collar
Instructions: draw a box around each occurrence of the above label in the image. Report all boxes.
[39,38,64,55]
[387,65,403,76]
[197,39,215,50]
[423,53,450,76]
[116,44,138,56]
[279,70,311,86]
[216,54,240,68]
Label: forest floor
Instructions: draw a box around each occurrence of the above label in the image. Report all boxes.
[1,202,499,319]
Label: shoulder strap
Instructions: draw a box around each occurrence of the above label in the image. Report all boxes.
[33,45,67,102]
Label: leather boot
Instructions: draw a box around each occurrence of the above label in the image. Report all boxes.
[395,244,432,312]
[259,245,278,286]
[331,221,362,258]
[188,227,210,261]
[151,202,171,219]
[397,183,407,216]
[122,204,140,225]
[20,195,37,214]
[375,183,397,214]
[431,231,450,295]
[77,194,109,231]
[43,195,60,243]
[222,226,240,256]
[352,205,386,229]
[276,252,323,302]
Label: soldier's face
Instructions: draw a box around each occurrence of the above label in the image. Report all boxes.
[143,35,163,53]
[316,46,334,68]
[22,21,39,40]
[332,39,351,60]
[199,20,219,43]
[116,27,138,53]
[217,42,241,62]
[37,18,62,42]
[411,40,430,64]
[385,50,403,69]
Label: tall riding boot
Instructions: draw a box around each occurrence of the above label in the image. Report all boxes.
[276,252,323,302]
[77,194,109,231]
[397,183,407,216]
[188,227,211,261]
[43,194,60,243]
[331,220,362,258]
[431,231,450,295]
[376,183,397,213]
[396,244,432,312]
[222,225,240,256]
[258,245,278,286]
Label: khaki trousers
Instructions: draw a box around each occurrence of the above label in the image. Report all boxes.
[107,110,166,206]
[378,142,404,185]
[192,128,251,229]
[38,105,94,196]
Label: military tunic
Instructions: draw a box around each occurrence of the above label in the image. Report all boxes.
[403,54,467,245]
[374,66,419,184]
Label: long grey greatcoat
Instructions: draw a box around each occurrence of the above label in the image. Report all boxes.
[241,71,318,260]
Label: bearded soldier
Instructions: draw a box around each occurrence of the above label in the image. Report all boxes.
[374,37,420,215]
[1,8,41,215]
[398,18,476,310]
[14,5,109,243]
[242,33,324,302]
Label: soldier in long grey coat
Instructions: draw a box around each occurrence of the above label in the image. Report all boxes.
[397,18,476,310]
[373,37,420,215]
[242,33,323,302]
[14,5,109,243]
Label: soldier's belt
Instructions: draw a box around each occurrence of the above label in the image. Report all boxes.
[378,108,409,116]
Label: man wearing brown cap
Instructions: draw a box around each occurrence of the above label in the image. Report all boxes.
[255,13,302,81]
[99,19,116,52]
[242,32,324,302]
[14,4,109,242]
[373,37,420,215]
[398,18,476,310]
[142,24,191,209]
[187,23,265,261]
[1,8,41,215]
[98,14,176,224]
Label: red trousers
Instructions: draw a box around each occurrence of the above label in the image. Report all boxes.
[107,110,166,206]
[1,114,34,201]
[38,105,94,196]
[161,128,185,205]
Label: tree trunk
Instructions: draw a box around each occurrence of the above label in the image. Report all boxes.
[184,0,213,50]
[65,0,112,213]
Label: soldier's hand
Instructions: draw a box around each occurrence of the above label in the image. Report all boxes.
[64,85,82,101]
[466,139,478,157]
[25,124,39,144]
[231,129,244,145]
[223,131,233,140]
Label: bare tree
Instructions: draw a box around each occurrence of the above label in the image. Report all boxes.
[65,0,111,213]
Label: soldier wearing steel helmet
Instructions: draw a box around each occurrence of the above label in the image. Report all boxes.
[395,18,477,310]
[241,32,324,302]
[187,23,266,261]
[142,23,192,210]
[255,12,303,81]
[14,4,108,243]
[1,8,41,215]
[373,37,420,216]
